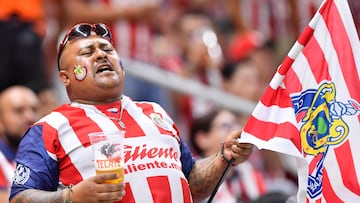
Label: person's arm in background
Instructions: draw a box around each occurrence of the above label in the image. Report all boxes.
[188,131,253,202]
[60,0,161,25]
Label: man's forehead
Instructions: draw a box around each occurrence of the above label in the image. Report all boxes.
[0,91,37,109]
[68,35,112,48]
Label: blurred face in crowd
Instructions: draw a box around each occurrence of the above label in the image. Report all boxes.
[250,47,277,85]
[0,86,39,149]
[180,14,222,71]
[194,110,241,157]
[58,29,125,104]
[223,60,262,102]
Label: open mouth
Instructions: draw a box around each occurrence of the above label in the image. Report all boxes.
[96,63,114,73]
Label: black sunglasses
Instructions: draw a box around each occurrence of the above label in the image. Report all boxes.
[57,23,113,70]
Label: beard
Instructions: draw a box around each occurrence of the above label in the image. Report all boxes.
[5,132,23,149]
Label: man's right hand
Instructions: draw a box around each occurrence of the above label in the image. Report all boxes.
[70,173,125,203]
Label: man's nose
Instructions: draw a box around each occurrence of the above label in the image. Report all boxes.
[95,48,108,59]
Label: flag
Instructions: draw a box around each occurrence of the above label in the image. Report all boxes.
[240,0,360,202]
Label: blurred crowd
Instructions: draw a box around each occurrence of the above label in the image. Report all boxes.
[1,0,360,202]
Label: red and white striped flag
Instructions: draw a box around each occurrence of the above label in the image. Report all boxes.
[240,0,360,202]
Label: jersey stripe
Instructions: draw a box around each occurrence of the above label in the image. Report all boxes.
[148,176,172,202]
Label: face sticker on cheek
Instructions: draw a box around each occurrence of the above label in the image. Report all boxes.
[74,65,87,81]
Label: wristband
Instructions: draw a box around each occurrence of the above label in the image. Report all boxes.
[220,143,232,165]
[64,184,73,203]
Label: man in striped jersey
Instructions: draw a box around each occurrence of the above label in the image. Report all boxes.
[9,23,253,203]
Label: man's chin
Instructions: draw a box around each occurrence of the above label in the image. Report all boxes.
[5,133,22,148]
[96,74,121,85]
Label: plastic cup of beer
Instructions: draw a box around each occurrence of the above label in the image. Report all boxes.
[88,131,125,184]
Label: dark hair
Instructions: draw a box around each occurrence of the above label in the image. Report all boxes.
[221,58,252,80]
[221,61,238,80]
[189,109,220,156]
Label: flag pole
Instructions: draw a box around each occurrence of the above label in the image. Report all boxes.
[207,158,235,203]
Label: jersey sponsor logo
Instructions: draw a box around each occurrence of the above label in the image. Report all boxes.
[124,144,182,175]
[13,164,30,185]
[149,113,171,131]
[124,144,179,163]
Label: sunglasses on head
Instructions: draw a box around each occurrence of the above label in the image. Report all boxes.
[57,23,113,70]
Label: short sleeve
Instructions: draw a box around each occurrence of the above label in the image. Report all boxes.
[180,138,196,180]
[9,125,59,201]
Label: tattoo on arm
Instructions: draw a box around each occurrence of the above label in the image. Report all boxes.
[188,154,224,200]
[11,189,63,203]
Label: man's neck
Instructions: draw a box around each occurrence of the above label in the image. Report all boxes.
[71,96,122,105]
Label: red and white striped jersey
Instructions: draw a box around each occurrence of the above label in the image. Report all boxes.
[10,96,194,203]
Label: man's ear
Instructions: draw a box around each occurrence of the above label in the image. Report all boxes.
[59,70,70,86]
